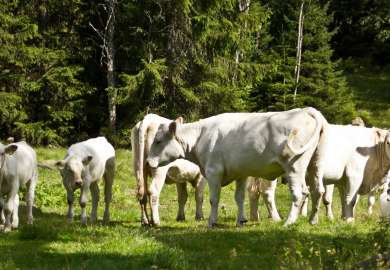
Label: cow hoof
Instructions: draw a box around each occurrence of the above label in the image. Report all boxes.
[208,222,218,228]
[237,219,248,227]
[176,215,186,222]
[310,219,318,225]
[195,215,204,221]
[152,221,160,227]
[346,217,354,223]
[3,226,11,233]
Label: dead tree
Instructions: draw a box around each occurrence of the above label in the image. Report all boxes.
[293,0,305,104]
[89,0,117,134]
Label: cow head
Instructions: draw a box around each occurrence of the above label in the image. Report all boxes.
[147,117,185,168]
[55,155,93,190]
[0,144,18,157]
[385,132,390,159]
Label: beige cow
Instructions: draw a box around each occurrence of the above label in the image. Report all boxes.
[131,114,205,226]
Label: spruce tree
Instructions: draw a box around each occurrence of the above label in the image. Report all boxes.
[251,0,356,123]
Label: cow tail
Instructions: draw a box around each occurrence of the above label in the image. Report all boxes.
[285,107,326,156]
[132,120,145,200]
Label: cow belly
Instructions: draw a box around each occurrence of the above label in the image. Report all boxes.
[226,162,284,182]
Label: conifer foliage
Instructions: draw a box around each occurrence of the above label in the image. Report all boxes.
[1,0,386,145]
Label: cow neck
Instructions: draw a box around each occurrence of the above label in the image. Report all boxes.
[0,154,5,180]
[376,133,390,180]
[176,122,201,161]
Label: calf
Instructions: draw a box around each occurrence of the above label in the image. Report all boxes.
[0,141,38,232]
[247,177,281,222]
[307,125,390,224]
[53,137,115,225]
[132,114,205,225]
[147,108,326,226]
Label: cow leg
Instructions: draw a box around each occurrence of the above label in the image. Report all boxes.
[343,175,362,222]
[344,193,359,222]
[262,180,282,222]
[149,167,168,226]
[11,194,19,229]
[3,181,19,232]
[194,176,206,220]
[247,178,260,222]
[139,170,150,226]
[66,189,75,221]
[0,198,4,225]
[300,195,308,217]
[323,184,334,220]
[367,191,375,216]
[3,195,16,232]
[176,182,188,221]
[79,182,90,225]
[139,195,150,226]
[26,175,37,225]
[284,172,307,226]
[338,185,346,218]
[90,181,99,224]
[308,168,325,225]
[103,158,115,225]
[207,172,222,228]
[235,179,247,226]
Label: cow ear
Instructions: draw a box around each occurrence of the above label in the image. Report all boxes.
[82,155,93,166]
[175,117,184,124]
[169,121,177,136]
[55,160,66,169]
[4,144,17,155]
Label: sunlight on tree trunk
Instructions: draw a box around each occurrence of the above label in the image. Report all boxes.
[293,0,304,104]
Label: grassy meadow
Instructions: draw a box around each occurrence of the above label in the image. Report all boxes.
[0,147,389,269]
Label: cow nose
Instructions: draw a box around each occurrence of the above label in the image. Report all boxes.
[147,158,158,168]
[75,180,83,187]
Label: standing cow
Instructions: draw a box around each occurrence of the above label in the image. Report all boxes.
[307,124,390,224]
[132,114,206,226]
[52,137,115,225]
[0,141,38,232]
[147,108,326,227]
[247,177,281,222]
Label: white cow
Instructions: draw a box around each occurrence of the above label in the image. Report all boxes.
[131,114,206,226]
[322,117,386,218]
[52,137,115,225]
[0,141,38,232]
[379,181,390,217]
[307,125,390,224]
[247,177,281,222]
[147,108,326,226]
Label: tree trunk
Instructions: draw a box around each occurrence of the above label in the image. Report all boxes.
[106,0,117,134]
[233,0,251,85]
[293,0,304,104]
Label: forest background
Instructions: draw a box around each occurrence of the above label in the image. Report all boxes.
[1,0,389,146]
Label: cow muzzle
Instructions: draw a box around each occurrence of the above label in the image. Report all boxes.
[75,179,83,188]
[147,158,159,169]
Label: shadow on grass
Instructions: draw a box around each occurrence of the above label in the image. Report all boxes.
[1,206,389,270]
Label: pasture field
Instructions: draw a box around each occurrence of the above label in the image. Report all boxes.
[0,148,389,269]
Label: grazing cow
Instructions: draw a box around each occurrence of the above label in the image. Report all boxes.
[0,141,38,232]
[147,108,326,226]
[131,114,206,225]
[379,181,390,217]
[321,117,389,219]
[52,137,115,225]
[247,177,281,222]
[247,177,309,222]
[307,125,390,224]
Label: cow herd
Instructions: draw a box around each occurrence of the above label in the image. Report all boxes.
[1,107,390,232]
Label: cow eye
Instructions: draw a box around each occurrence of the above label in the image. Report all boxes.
[156,140,161,145]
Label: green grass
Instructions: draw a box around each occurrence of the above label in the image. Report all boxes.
[0,148,389,269]
[346,65,390,128]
